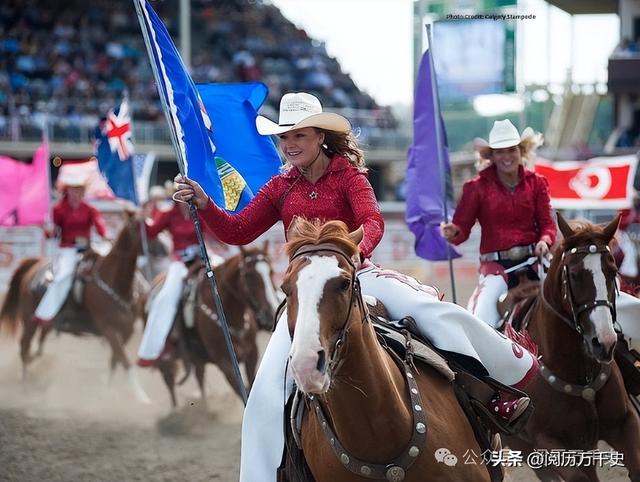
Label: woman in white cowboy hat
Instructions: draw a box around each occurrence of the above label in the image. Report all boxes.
[34,172,108,327]
[441,119,555,328]
[174,95,538,482]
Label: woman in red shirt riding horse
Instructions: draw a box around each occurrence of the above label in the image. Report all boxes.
[174,93,539,482]
[441,119,555,329]
[34,172,107,327]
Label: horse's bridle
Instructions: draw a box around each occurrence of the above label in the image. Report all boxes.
[237,253,271,314]
[290,243,367,376]
[542,243,617,334]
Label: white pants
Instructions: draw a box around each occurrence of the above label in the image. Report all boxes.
[467,273,507,329]
[137,261,188,362]
[239,265,536,482]
[469,274,640,351]
[34,247,79,321]
[618,230,639,278]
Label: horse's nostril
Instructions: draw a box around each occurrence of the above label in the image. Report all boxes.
[316,350,326,372]
[591,337,601,349]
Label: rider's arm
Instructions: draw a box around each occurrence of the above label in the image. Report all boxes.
[534,176,556,247]
[198,180,280,245]
[145,209,171,239]
[449,181,480,245]
[345,169,384,259]
[90,206,108,238]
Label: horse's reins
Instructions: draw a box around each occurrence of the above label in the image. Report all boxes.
[536,242,616,429]
[288,243,430,481]
[290,243,366,376]
[540,244,617,335]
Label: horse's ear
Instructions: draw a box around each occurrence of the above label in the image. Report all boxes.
[349,225,364,246]
[262,239,270,254]
[557,212,574,239]
[602,213,621,241]
[287,216,301,240]
[239,245,247,256]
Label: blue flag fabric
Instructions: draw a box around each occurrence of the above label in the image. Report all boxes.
[405,48,461,261]
[95,100,138,203]
[135,0,280,211]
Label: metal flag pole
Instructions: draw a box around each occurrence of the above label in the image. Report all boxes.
[425,24,457,304]
[121,93,154,281]
[132,0,247,404]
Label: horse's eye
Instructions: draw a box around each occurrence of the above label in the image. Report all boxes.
[339,279,350,291]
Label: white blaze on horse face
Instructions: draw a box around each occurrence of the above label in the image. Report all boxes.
[583,253,617,348]
[289,255,341,393]
[255,260,280,312]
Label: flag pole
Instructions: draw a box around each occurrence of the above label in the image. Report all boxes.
[425,24,457,304]
[132,0,247,404]
[123,94,154,282]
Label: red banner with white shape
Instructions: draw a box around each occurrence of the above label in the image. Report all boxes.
[534,155,638,209]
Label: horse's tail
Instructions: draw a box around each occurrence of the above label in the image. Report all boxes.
[0,257,40,336]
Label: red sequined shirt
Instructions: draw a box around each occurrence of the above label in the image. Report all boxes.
[53,198,107,247]
[146,203,198,254]
[450,164,556,254]
[198,155,384,258]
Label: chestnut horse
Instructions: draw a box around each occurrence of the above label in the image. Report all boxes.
[280,219,489,482]
[0,212,149,402]
[156,242,280,407]
[505,214,640,481]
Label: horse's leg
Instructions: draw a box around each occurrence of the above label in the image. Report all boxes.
[19,317,38,379]
[194,361,207,406]
[35,325,51,358]
[217,357,246,400]
[602,403,640,482]
[158,360,178,409]
[101,326,151,404]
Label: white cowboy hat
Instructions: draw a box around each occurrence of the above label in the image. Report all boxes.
[255,92,351,135]
[58,171,88,188]
[473,119,543,164]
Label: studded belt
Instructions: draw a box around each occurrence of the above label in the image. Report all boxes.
[479,244,535,262]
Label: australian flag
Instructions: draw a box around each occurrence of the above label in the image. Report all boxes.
[95,99,138,203]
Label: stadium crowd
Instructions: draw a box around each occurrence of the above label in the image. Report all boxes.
[0,0,396,141]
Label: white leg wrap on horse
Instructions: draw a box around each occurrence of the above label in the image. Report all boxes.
[616,291,640,350]
[34,248,79,320]
[357,267,536,387]
[137,261,188,361]
[240,313,293,482]
[127,367,151,404]
[467,274,507,329]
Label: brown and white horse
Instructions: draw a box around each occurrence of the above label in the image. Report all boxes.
[280,218,489,482]
[0,212,149,402]
[505,213,640,481]
[156,242,280,407]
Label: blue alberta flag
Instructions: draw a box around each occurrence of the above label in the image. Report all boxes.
[134,0,280,211]
[95,99,138,203]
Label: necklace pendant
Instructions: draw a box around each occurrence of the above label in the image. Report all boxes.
[309,191,318,200]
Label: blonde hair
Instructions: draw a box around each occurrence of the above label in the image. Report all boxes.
[281,128,367,172]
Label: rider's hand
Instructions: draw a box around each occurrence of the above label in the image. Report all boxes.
[173,175,209,209]
[440,222,460,242]
[534,240,550,257]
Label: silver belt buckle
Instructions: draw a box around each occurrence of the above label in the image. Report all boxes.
[507,245,531,260]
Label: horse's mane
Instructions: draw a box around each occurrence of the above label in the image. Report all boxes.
[285,218,359,259]
[561,221,613,250]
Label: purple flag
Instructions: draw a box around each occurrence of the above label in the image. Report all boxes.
[405,48,461,261]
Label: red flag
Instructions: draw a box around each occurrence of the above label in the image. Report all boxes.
[535,156,638,209]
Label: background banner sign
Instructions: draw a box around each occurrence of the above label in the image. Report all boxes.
[535,155,638,209]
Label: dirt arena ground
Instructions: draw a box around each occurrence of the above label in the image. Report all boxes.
[0,276,633,481]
